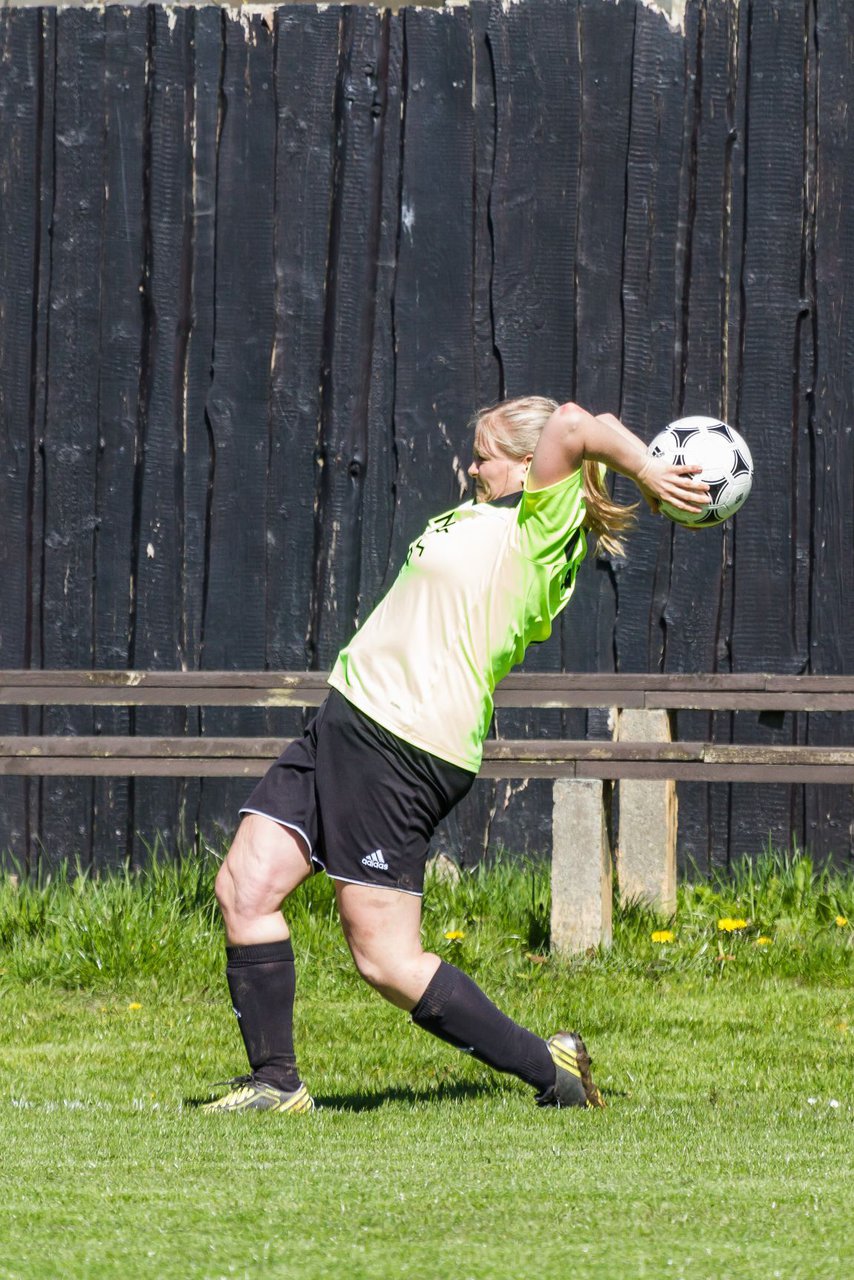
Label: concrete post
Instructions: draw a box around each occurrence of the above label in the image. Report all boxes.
[551,778,613,954]
[615,708,678,915]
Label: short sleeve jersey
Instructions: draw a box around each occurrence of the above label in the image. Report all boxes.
[328,468,589,772]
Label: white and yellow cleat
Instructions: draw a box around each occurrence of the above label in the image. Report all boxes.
[201,1076,314,1114]
[537,1031,605,1110]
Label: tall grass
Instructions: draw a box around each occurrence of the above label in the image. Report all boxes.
[0,843,850,992]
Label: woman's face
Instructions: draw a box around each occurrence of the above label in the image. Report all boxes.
[468,438,533,503]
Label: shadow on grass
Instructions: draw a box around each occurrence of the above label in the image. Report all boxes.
[312,1082,497,1111]
[316,1084,626,1110]
[183,1080,496,1110]
[185,1080,624,1110]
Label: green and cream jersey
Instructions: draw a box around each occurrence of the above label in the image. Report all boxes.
[328,468,589,773]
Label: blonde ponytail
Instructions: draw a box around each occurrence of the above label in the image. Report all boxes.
[581,459,637,559]
[470,396,637,557]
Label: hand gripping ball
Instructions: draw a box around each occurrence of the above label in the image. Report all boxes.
[647,415,754,528]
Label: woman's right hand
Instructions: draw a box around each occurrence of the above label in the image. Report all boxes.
[634,455,710,515]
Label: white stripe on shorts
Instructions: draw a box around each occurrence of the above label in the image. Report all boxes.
[311,857,423,898]
[238,808,313,860]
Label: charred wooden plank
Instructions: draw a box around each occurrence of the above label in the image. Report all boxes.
[129,5,195,862]
[727,0,808,860]
[310,7,389,669]
[40,6,108,868]
[616,0,686,673]
[93,4,148,868]
[806,0,854,864]
[0,6,42,867]
[197,7,280,841]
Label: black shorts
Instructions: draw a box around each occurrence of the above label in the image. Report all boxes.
[239,689,476,896]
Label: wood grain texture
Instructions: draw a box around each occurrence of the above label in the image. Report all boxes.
[484,0,581,859]
[91,5,148,868]
[177,4,222,845]
[805,0,854,861]
[0,8,41,863]
[726,0,810,865]
[195,9,279,842]
[614,0,686,681]
[2,1,853,870]
[128,7,194,863]
[5,736,854,785]
[39,7,106,869]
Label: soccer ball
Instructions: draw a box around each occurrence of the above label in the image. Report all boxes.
[647,415,754,528]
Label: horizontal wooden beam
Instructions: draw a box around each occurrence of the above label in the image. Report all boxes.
[3,670,854,709]
[3,736,854,781]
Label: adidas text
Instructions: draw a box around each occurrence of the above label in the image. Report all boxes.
[361,849,389,871]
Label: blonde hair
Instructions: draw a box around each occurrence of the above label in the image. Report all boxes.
[471,395,637,558]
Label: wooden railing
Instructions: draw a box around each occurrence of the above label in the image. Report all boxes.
[3,670,852,952]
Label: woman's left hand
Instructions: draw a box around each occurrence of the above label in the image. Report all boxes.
[635,456,710,515]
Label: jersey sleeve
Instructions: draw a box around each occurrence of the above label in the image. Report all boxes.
[516,467,588,563]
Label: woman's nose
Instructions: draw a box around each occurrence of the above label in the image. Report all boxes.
[468,461,478,477]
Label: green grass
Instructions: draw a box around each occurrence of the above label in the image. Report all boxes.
[0,850,851,1280]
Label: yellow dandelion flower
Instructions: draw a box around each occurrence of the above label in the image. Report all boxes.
[717,917,748,932]
[651,930,674,944]
[444,930,465,941]
[835,915,848,928]
[127,1002,142,1011]
[755,936,773,946]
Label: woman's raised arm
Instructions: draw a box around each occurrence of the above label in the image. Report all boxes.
[528,402,710,514]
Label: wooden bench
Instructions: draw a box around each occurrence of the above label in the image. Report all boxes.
[3,670,853,953]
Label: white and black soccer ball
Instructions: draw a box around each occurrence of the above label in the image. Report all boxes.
[647,415,754,528]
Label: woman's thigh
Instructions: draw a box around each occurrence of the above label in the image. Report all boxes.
[335,880,440,1010]
[217,813,313,922]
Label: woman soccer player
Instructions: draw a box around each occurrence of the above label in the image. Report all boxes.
[203,398,709,1113]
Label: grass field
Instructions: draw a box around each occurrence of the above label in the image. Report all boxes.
[0,849,851,1280]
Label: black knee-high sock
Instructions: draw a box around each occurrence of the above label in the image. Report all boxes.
[410,960,556,1093]
[225,940,301,1092]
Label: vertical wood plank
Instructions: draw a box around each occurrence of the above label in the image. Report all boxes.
[198,10,279,841]
[130,6,193,863]
[470,2,502,411]
[178,4,222,844]
[613,1,687,678]
[566,0,635,746]
[359,13,403,613]
[387,5,477,552]
[807,0,854,866]
[484,0,582,860]
[25,8,56,874]
[266,5,340,680]
[39,7,106,871]
[308,8,389,669]
[91,5,148,868]
[727,0,806,862]
[383,8,490,863]
[261,5,341,791]
[0,9,41,865]
[666,0,743,875]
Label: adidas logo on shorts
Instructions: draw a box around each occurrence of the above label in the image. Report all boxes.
[361,848,390,871]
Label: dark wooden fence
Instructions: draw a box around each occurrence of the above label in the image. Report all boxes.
[1,0,852,874]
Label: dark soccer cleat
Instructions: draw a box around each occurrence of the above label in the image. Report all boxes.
[201,1075,314,1114]
[536,1031,605,1109]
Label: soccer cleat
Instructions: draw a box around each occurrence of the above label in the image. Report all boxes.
[201,1075,314,1114]
[536,1031,605,1109]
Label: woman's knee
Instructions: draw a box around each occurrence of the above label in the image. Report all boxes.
[215,815,311,925]
[349,943,392,992]
[347,937,439,1010]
